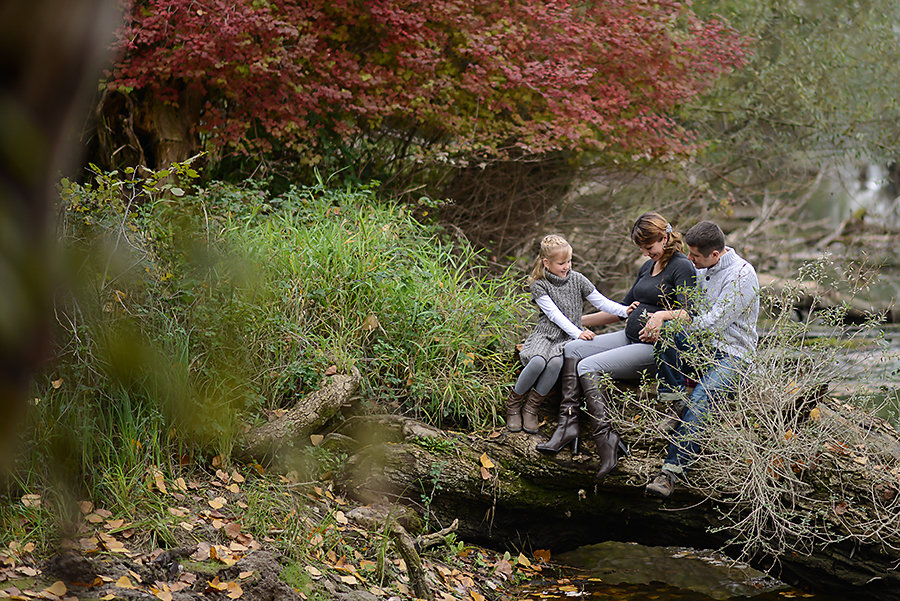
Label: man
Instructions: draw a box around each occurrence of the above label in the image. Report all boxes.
[637,220,760,498]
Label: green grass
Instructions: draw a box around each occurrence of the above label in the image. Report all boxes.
[1,168,528,555]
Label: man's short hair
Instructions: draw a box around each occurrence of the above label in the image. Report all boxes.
[684,221,726,256]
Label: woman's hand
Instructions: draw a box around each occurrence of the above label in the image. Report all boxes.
[626,301,639,315]
[639,312,666,343]
[578,329,595,340]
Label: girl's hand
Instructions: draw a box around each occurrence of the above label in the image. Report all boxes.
[578,329,595,340]
[626,301,640,315]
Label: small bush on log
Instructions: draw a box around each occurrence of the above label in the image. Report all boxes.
[607,257,899,561]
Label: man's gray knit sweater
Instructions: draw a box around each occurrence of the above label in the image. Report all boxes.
[690,247,759,360]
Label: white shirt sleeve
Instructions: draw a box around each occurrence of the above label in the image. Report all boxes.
[586,289,629,318]
[535,295,582,339]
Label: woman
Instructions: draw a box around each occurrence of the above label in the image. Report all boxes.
[536,212,696,481]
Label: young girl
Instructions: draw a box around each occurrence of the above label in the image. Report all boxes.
[507,234,630,433]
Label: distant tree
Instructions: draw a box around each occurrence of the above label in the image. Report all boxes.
[96,0,747,178]
[683,0,900,193]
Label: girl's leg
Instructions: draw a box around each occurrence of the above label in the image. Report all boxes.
[508,356,547,432]
[533,355,563,396]
[514,356,547,395]
[521,356,562,433]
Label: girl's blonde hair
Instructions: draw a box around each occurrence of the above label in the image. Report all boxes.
[630,212,683,270]
[529,234,571,283]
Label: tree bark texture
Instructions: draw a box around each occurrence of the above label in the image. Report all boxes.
[235,368,361,464]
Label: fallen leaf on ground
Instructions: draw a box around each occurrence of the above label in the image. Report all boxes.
[115,575,134,589]
[227,582,243,598]
[152,469,168,494]
[305,565,322,579]
[21,494,41,508]
[479,453,495,469]
[209,497,227,510]
[534,549,551,563]
[206,577,228,591]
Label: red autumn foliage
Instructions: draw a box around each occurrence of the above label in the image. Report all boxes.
[106,0,747,164]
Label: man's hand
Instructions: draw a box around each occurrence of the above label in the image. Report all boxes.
[626,301,640,315]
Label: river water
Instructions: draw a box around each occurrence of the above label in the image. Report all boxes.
[515,541,848,601]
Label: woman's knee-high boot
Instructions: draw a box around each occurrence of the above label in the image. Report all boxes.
[536,357,581,454]
[580,372,628,480]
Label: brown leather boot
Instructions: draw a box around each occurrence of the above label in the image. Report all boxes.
[505,388,527,432]
[581,372,629,481]
[536,357,581,454]
[522,389,547,434]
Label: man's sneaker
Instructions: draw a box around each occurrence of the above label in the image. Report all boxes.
[646,470,676,498]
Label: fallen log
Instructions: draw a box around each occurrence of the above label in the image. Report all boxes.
[758,273,897,323]
[234,367,361,464]
[334,406,900,601]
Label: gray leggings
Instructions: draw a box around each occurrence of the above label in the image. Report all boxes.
[514,355,564,396]
[564,330,655,380]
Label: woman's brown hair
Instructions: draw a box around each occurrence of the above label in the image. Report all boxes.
[630,212,684,270]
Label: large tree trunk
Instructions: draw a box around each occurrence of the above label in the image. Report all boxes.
[332,408,900,601]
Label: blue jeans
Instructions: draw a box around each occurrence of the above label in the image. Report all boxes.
[654,330,689,396]
[663,352,745,472]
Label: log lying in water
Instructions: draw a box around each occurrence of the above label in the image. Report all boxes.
[758,273,897,323]
[334,407,900,601]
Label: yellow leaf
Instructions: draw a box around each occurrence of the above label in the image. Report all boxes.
[479,453,495,469]
[809,407,821,421]
[152,469,168,494]
[334,511,349,525]
[340,575,358,585]
[310,434,324,446]
[209,497,227,510]
[45,581,67,596]
[116,575,134,589]
[226,483,240,494]
[21,494,41,508]
[362,314,380,333]
[534,549,551,563]
[516,553,531,567]
[305,565,322,579]
[231,471,245,483]
[238,571,254,580]
[155,591,173,601]
[207,577,228,591]
[51,378,63,389]
[227,582,244,599]
[470,591,486,601]
[784,429,794,441]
